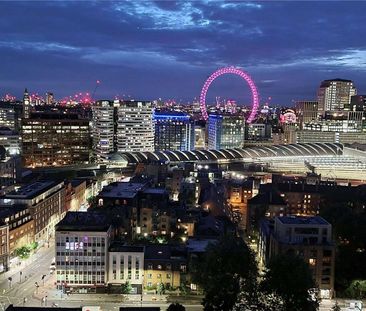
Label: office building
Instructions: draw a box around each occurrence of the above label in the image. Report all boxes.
[22,112,90,167]
[117,100,154,153]
[92,100,117,162]
[0,205,34,255]
[0,222,8,273]
[0,127,21,155]
[92,100,155,161]
[55,212,112,293]
[245,123,272,141]
[207,114,245,149]
[0,102,22,131]
[108,244,144,294]
[3,181,65,243]
[295,101,319,128]
[260,216,335,299]
[153,111,194,151]
[350,95,366,112]
[0,153,21,195]
[317,79,356,114]
[46,92,54,105]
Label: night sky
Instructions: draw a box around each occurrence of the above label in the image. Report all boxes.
[1,1,365,106]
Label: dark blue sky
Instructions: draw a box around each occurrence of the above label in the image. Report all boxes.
[0,1,365,105]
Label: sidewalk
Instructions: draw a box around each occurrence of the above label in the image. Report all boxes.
[0,239,55,284]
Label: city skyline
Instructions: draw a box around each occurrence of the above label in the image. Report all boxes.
[1,1,366,105]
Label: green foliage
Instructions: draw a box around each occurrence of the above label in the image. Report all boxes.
[234,280,285,311]
[29,242,38,250]
[167,302,186,311]
[121,281,132,294]
[157,282,165,295]
[261,253,319,311]
[320,200,366,296]
[15,246,31,259]
[191,235,258,311]
[344,280,366,299]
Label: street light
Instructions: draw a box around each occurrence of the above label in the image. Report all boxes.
[42,274,46,286]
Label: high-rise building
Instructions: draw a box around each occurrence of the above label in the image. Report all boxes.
[350,95,366,112]
[22,88,30,119]
[317,79,356,114]
[117,101,154,153]
[0,102,22,131]
[92,100,154,161]
[207,114,245,149]
[92,100,117,162]
[153,111,194,151]
[295,101,319,128]
[22,112,90,167]
[46,92,54,105]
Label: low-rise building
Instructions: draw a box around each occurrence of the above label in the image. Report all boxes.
[108,243,144,294]
[144,245,187,290]
[55,212,113,293]
[259,216,335,299]
[3,181,65,243]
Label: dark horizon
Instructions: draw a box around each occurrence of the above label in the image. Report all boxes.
[1,1,365,105]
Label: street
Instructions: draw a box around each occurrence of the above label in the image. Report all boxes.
[0,242,353,311]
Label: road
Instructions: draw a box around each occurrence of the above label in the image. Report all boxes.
[0,242,349,311]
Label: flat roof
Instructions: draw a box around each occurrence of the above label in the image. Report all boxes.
[5,181,59,199]
[277,216,329,226]
[55,211,111,232]
[98,182,147,199]
[109,243,144,253]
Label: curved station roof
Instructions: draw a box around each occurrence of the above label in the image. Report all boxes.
[116,143,343,164]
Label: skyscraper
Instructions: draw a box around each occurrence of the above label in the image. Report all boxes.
[117,100,154,153]
[46,92,54,105]
[317,79,356,114]
[295,101,319,128]
[154,111,194,151]
[92,100,117,162]
[207,114,245,150]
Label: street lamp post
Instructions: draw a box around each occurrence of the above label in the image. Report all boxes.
[20,271,22,283]
[8,277,12,288]
[35,282,39,294]
[42,274,46,286]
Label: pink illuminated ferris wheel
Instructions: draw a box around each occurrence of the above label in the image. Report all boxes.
[199,66,259,123]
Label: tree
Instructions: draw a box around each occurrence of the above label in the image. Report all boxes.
[191,235,258,311]
[234,279,285,311]
[121,281,132,294]
[167,303,186,311]
[261,253,318,311]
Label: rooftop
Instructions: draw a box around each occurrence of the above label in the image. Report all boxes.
[98,182,147,199]
[5,181,60,199]
[55,211,111,232]
[277,216,329,226]
[109,243,144,253]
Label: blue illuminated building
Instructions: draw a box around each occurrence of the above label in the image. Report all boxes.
[153,111,195,151]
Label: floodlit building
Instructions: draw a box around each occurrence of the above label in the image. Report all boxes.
[117,101,154,153]
[22,112,90,167]
[208,114,245,149]
[153,111,194,151]
[92,100,117,162]
[3,181,65,243]
[108,244,144,294]
[317,79,356,114]
[55,212,112,293]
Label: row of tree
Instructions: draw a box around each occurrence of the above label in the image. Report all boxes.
[191,235,319,311]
